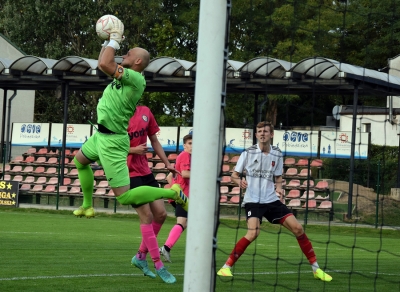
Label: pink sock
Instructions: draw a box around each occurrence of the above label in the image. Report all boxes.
[165,224,185,250]
[138,221,163,257]
[140,224,163,270]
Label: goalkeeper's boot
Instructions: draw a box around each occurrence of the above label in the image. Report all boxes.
[73,206,95,218]
[313,268,332,282]
[170,184,189,212]
[217,267,233,277]
[131,256,156,279]
[155,266,176,284]
[159,246,172,263]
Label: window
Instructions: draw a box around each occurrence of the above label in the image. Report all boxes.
[363,123,371,133]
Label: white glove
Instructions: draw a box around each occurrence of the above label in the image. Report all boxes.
[110,18,124,44]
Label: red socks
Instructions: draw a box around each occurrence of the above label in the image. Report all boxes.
[226,237,251,267]
[296,233,317,264]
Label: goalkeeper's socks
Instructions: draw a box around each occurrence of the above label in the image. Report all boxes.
[116,186,176,205]
[74,157,94,209]
[311,262,320,272]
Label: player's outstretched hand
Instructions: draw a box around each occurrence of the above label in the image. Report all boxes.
[110,18,124,44]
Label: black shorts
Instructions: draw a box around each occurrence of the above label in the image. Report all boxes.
[130,173,159,208]
[244,201,293,224]
[175,204,188,218]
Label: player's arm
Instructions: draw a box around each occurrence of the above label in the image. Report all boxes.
[98,18,124,78]
[149,134,180,175]
[274,175,284,198]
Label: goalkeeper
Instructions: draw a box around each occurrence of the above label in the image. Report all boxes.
[72,17,188,255]
[217,121,332,282]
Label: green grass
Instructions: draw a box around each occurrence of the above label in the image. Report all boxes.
[0,208,399,292]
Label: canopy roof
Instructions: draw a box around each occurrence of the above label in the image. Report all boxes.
[0,55,399,96]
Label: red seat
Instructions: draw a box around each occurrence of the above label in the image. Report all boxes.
[220,195,228,203]
[97,180,109,188]
[94,188,106,196]
[318,201,332,209]
[1,165,11,172]
[222,164,230,173]
[35,177,47,184]
[229,195,240,204]
[284,157,296,166]
[68,187,81,194]
[23,156,36,163]
[302,199,317,208]
[148,161,153,169]
[298,168,312,178]
[167,153,177,161]
[11,156,24,163]
[35,157,47,164]
[37,148,48,155]
[26,148,37,154]
[229,155,240,164]
[300,190,315,199]
[46,157,58,165]
[300,180,314,189]
[221,176,231,185]
[9,165,22,173]
[287,199,301,207]
[296,159,309,167]
[222,155,229,163]
[94,169,105,178]
[146,152,153,160]
[19,184,31,191]
[285,179,300,188]
[63,178,71,186]
[314,181,328,190]
[153,163,166,171]
[284,168,298,176]
[107,189,114,196]
[229,187,240,195]
[33,166,45,174]
[2,174,11,180]
[68,169,79,176]
[43,185,56,193]
[47,177,59,185]
[22,166,34,173]
[155,173,166,182]
[71,179,81,186]
[21,176,35,184]
[31,185,44,192]
[310,159,323,167]
[286,189,300,199]
[220,186,229,194]
[12,175,23,182]
[45,167,57,175]
[58,185,68,193]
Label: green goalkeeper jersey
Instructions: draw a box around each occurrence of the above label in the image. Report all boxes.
[97,68,146,134]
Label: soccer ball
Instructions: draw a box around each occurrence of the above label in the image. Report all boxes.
[95,15,120,40]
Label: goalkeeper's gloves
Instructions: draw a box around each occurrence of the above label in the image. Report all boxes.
[107,18,124,50]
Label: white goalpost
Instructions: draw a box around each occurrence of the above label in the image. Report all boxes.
[183,0,229,291]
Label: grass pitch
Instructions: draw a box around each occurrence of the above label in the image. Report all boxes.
[0,207,399,292]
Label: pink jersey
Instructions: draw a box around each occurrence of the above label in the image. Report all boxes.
[172,151,191,197]
[127,106,160,177]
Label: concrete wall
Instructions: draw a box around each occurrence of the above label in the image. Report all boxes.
[0,35,35,160]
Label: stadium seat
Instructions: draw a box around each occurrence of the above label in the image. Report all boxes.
[229,155,240,164]
[221,176,232,185]
[107,189,114,196]
[71,149,79,157]
[43,185,56,193]
[153,154,161,161]
[44,167,57,175]
[58,185,68,193]
[94,188,106,196]
[284,157,296,166]
[23,156,35,163]
[22,166,34,173]
[9,165,22,173]
[285,179,300,189]
[220,186,229,194]
[47,177,59,185]
[310,159,323,167]
[30,185,44,193]
[2,174,11,180]
[300,180,314,189]
[287,199,301,207]
[300,190,315,199]
[35,177,47,185]
[26,148,37,154]
[148,161,153,169]
[19,184,31,192]
[68,187,81,194]
[146,152,153,160]
[314,181,329,190]
[284,168,298,177]
[220,195,228,203]
[153,163,166,171]
[222,164,230,174]
[222,155,229,163]
[68,168,79,177]
[33,166,45,174]
[229,195,240,204]
[71,179,81,186]
[302,199,317,208]
[21,176,35,184]
[94,169,105,178]
[286,189,300,199]
[1,165,11,173]
[318,201,332,209]
[46,157,58,165]
[35,156,47,164]
[37,148,48,155]
[63,178,71,186]
[10,156,24,164]
[298,168,312,178]
[167,153,177,161]
[96,180,109,188]
[295,159,309,167]
[155,173,167,182]
[12,175,23,182]
[229,187,241,195]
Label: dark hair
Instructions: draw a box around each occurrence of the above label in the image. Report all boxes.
[183,134,192,144]
[256,121,274,132]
